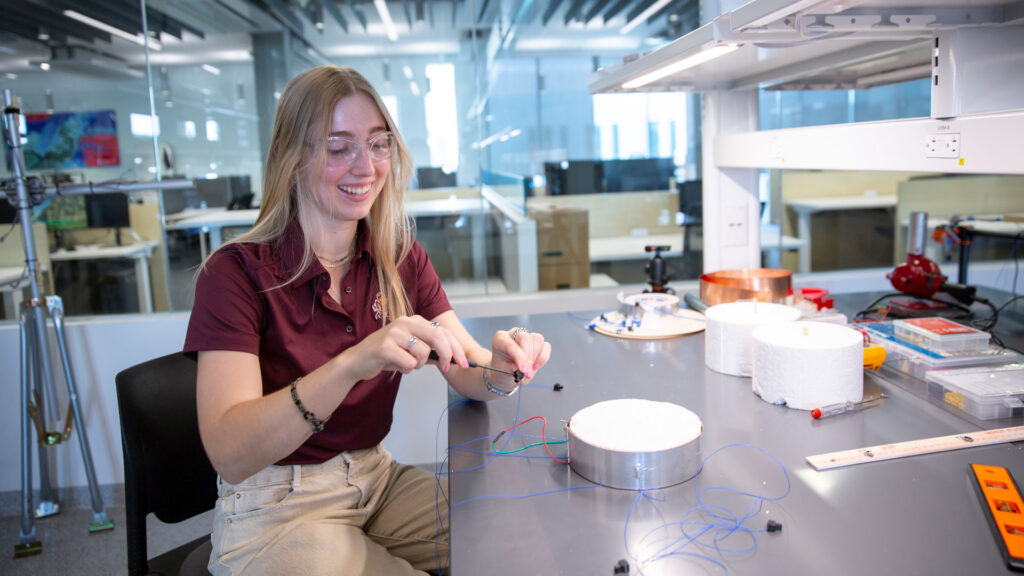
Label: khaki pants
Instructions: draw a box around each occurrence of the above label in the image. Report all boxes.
[209,445,449,575]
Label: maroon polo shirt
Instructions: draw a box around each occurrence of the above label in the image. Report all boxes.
[183,219,452,465]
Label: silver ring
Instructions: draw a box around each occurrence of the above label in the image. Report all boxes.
[511,327,529,342]
[430,321,440,328]
[405,336,419,350]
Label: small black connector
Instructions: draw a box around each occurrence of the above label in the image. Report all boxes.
[553,383,563,391]
[766,520,782,533]
[613,559,630,574]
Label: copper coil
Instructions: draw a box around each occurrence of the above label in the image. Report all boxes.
[700,268,793,306]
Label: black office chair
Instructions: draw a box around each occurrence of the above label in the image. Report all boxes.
[116,352,217,576]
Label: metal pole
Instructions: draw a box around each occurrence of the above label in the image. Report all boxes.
[4,90,61,522]
[50,298,111,529]
[15,312,39,557]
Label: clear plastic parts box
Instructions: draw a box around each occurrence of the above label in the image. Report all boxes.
[925,364,1024,420]
[862,322,1019,381]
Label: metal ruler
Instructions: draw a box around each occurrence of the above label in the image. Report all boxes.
[807,426,1024,471]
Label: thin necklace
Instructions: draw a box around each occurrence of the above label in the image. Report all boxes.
[316,244,356,269]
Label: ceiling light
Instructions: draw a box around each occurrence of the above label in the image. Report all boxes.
[409,81,420,96]
[39,62,50,71]
[620,0,674,35]
[374,0,399,42]
[63,10,161,50]
[402,65,413,79]
[201,64,221,76]
[621,44,739,89]
[38,29,50,41]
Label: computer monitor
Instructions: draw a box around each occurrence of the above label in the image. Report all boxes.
[416,167,457,189]
[602,158,675,192]
[677,180,702,223]
[226,175,253,210]
[544,161,603,195]
[194,178,230,209]
[0,199,18,224]
[86,192,131,245]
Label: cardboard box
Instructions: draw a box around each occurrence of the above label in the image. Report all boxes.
[538,261,590,290]
[529,204,589,265]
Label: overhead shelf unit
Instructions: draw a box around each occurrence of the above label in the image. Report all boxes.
[587,0,1024,272]
[589,0,1024,95]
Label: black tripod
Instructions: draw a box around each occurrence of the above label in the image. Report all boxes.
[3,89,193,557]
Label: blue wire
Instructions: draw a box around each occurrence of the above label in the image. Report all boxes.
[623,443,791,575]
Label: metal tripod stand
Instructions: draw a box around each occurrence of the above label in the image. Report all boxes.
[3,89,193,557]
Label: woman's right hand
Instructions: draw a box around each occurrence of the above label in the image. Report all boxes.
[343,315,469,381]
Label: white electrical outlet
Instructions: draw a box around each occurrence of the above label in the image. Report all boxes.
[925,133,960,158]
[722,207,747,247]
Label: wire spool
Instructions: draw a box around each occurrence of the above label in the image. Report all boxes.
[567,399,703,490]
[700,268,793,306]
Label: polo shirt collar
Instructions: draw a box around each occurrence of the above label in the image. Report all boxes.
[276,218,374,288]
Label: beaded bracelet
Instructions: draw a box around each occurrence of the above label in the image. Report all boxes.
[289,377,329,433]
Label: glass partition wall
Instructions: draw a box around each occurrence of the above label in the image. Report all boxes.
[0,0,701,317]
[5,1,1008,318]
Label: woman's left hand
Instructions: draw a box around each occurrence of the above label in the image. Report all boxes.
[489,327,551,390]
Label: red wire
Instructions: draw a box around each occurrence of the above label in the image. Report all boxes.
[500,416,571,465]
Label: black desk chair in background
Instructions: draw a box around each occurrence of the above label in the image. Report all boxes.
[116,352,217,576]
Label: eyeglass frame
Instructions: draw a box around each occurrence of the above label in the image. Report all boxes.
[323,132,395,166]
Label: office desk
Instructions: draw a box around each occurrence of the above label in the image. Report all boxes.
[448,294,1023,575]
[589,227,806,268]
[165,208,258,259]
[787,195,897,274]
[166,199,491,262]
[49,242,158,313]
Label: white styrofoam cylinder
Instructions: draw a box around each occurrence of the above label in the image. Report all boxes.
[569,399,703,452]
[751,321,864,410]
[704,302,802,376]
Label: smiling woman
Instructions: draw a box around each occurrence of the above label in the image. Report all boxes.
[183,65,552,575]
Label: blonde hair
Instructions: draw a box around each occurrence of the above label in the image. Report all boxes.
[206,65,414,324]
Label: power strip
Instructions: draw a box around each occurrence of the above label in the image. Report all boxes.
[806,426,1024,471]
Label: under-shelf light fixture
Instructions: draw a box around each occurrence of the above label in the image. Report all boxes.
[63,10,161,50]
[621,44,738,89]
[373,0,399,42]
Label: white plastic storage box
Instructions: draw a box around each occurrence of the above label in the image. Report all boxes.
[862,322,1019,381]
[925,364,1024,420]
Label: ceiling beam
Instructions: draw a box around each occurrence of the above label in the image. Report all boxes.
[477,0,491,23]
[563,0,587,25]
[602,0,635,23]
[584,0,615,25]
[263,0,306,32]
[323,0,350,33]
[541,0,563,26]
[401,0,414,28]
[345,0,369,32]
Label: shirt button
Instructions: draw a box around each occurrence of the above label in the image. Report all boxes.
[344,286,352,294]
[346,325,353,333]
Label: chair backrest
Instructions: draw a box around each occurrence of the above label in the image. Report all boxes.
[116,352,218,575]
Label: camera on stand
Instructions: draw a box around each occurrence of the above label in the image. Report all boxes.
[644,245,673,294]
